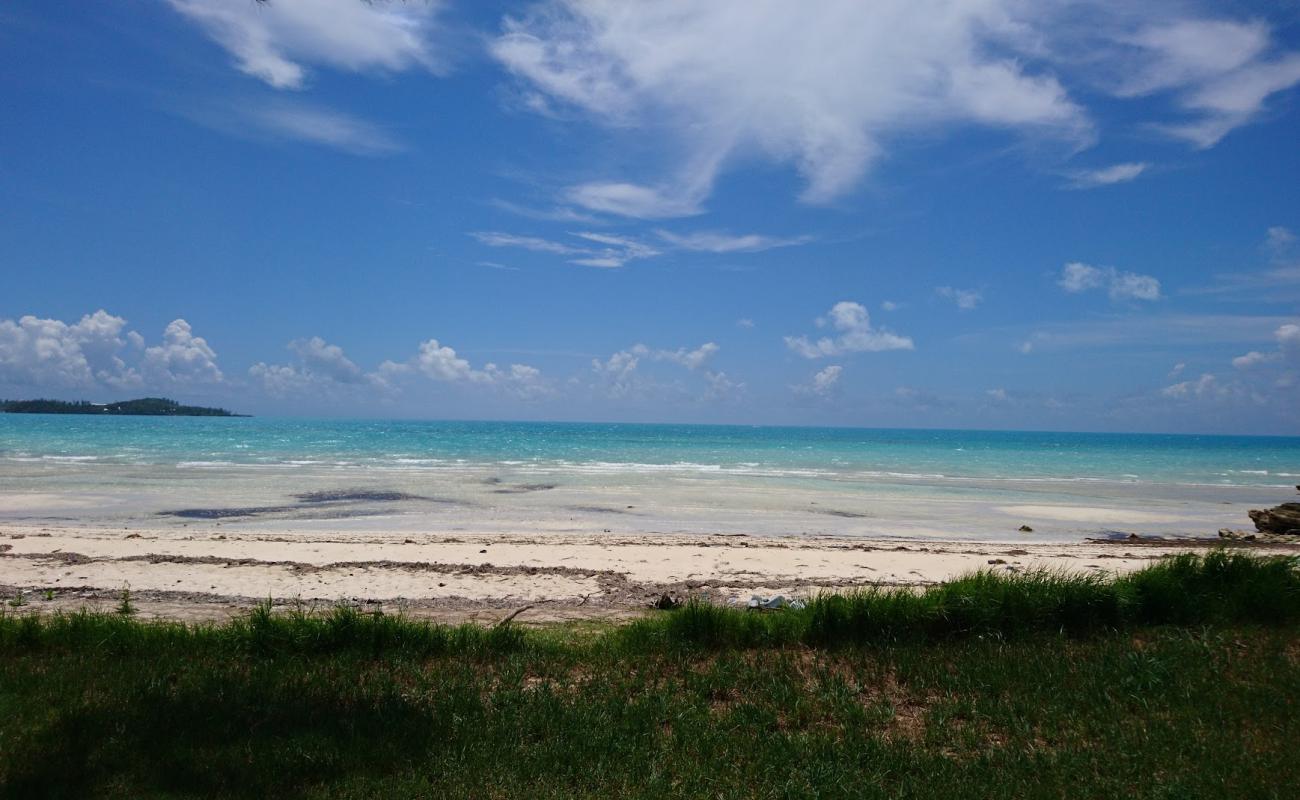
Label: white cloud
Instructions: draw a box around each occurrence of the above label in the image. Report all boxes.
[592,341,724,398]
[1117,19,1300,148]
[167,0,444,90]
[1158,323,1300,411]
[411,339,480,383]
[471,230,659,268]
[785,301,914,359]
[376,337,547,399]
[986,387,1008,401]
[1065,162,1148,189]
[182,98,403,155]
[808,365,843,396]
[703,370,743,401]
[936,286,982,310]
[1161,372,1219,399]
[736,318,755,329]
[142,320,224,384]
[1266,226,1296,257]
[0,310,140,389]
[656,230,812,254]
[1231,322,1300,371]
[1058,262,1161,302]
[881,301,900,312]
[1232,350,1273,370]
[563,181,707,219]
[655,342,719,371]
[492,1,1091,215]
[288,336,363,383]
[248,102,403,155]
[249,336,370,396]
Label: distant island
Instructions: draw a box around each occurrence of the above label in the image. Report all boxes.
[0,397,244,417]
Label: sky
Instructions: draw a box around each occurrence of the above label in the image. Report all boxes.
[1,0,1299,434]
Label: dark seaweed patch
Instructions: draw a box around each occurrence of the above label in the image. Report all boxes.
[491,483,557,494]
[810,508,872,518]
[161,506,299,520]
[292,490,426,504]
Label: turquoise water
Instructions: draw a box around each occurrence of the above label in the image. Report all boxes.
[2,415,1298,488]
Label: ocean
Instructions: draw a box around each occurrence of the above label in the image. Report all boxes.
[2,415,1298,541]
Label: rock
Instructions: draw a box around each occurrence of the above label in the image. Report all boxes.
[1018,525,1033,533]
[988,558,1007,565]
[1247,502,1300,535]
[1219,528,1257,541]
[652,593,680,610]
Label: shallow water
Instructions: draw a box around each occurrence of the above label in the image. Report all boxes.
[1,416,1296,540]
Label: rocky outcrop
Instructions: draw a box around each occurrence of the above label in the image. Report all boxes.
[1247,502,1300,536]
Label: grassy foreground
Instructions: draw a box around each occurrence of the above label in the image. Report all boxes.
[2,551,1299,798]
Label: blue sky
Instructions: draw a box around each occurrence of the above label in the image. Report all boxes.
[2,0,1299,433]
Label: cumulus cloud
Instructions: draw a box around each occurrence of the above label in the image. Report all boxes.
[1058,262,1161,302]
[795,365,843,397]
[936,286,982,310]
[492,1,1091,216]
[592,342,725,398]
[1065,162,1149,189]
[374,337,548,399]
[0,311,228,391]
[167,0,444,89]
[785,301,914,359]
[1161,372,1219,399]
[1230,323,1300,372]
[0,310,140,390]
[249,336,370,396]
[142,320,224,384]
[1162,323,1299,407]
[288,336,363,383]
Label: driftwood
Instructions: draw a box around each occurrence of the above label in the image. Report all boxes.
[495,605,534,627]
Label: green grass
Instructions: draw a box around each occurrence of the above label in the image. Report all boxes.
[1,551,1298,798]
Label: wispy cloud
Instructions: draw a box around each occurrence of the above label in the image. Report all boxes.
[1064,162,1148,189]
[656,230,813,254]
[493,2,1092,215]
[184,98,404,155]
[470,230,658,268]
[167,0,445,90]
[936,286,983,310]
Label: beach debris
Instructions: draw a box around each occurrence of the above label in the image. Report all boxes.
[988,559,1007,565]
[746,595,806,611]
[495,605,533,627]
[1018,525,1034,533]
[1247,502,1300,536]
[651,593,681,610]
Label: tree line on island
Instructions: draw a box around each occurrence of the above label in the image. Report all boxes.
[0,398,244,417]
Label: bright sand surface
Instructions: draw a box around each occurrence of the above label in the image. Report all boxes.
[3,522,1295,624]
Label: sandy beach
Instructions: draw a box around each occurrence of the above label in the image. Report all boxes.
[3,521,1294,623]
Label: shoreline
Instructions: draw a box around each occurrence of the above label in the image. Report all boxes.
[4,523,1296,624]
